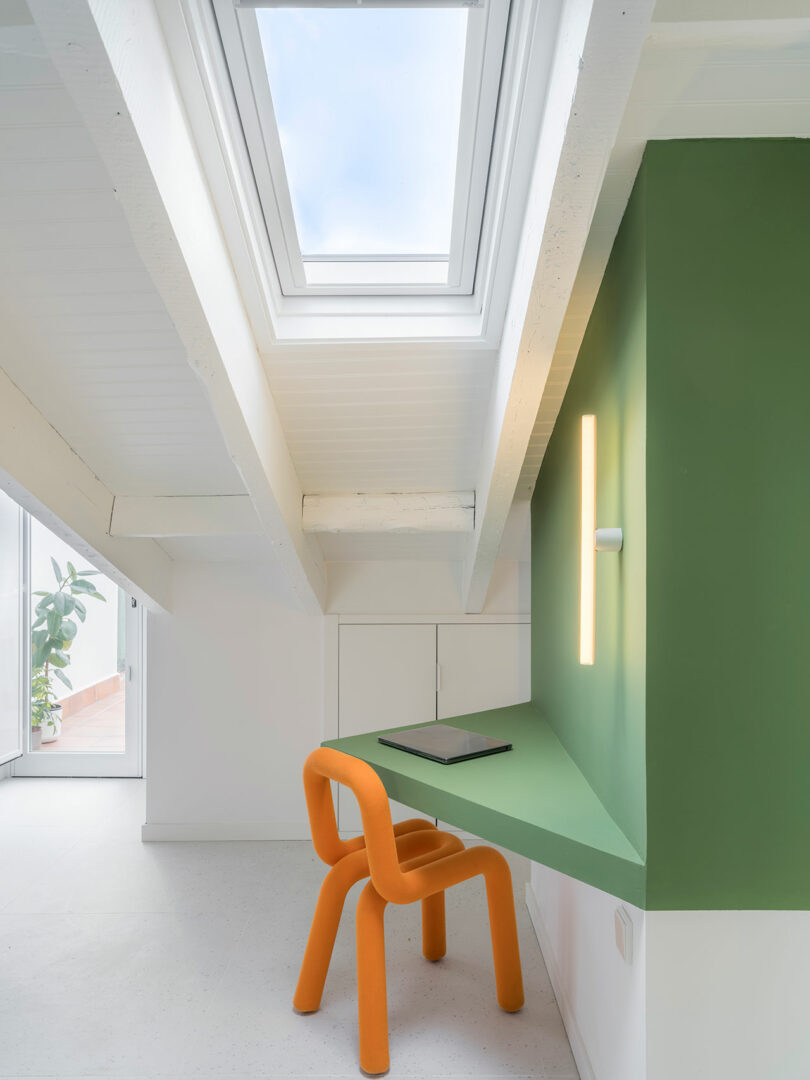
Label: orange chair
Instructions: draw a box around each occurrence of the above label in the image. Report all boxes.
[295,747,524,1076]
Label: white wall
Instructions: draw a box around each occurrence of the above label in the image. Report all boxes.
[143,551,528,840]
[528,863,647,1080]
[529,866,810,1080]
[30,517,120,696]
[326,500,531,616]
[143,502,530,839]
[143,558,324,840]
[326,556,529,615]
[646,910,810,1080]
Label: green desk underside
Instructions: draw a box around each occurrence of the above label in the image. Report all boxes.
[324,703,645,907]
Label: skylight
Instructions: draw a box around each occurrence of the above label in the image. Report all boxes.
[258,7,467,264]
[217,0,509,295]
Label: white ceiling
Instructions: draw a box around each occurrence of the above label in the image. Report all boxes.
[0,15,245,500]
[3,0,808,573]
[263,342,496,496]
[520,1,810,492]
[0,8,497,518]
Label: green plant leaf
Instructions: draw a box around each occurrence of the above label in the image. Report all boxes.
[79,569,101,576]
[70,579,96,594]
[49,650,69,668]
[73,598,86,622]
[51,557,62,583]
[33,591,49,597]
[60,619,77,641]
[90,591,106,602]
[62,594,75,615]
[52,592,67,615]
[67,561,77,579]
[52,668,72,689]
[32,615,45,629]
[46,610,62,636]
[35,593,54,612]
[31,637,47,656]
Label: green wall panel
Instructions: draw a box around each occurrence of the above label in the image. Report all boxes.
[531,138,810,910]
[644,140,810,909]
[531,169,648,860]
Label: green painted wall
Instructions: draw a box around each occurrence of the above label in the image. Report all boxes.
[644,140,810,909]
[531,170,648,861]
[531,139,810,909]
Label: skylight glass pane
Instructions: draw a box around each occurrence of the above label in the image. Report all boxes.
[256,6,467,259]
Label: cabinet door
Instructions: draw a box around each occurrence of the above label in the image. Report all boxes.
[338,624,436,832]
[436,623,530,836]
[437,624,530,720]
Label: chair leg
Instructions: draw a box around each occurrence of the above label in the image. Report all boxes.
[481,850,524,1012]
[421,891,446,961]
[356,881,389,1076]
[294,854,368,1013]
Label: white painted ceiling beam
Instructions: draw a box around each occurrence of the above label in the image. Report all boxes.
[518,5,810,499]
[110,496,260,539]
[303,493,475,534]
[0,370,171,612]
[28,0,326,613]
[462,0,656,613]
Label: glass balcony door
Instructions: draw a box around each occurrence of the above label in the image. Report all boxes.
[12,512,143,779]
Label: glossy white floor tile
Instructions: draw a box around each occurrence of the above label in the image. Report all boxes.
[0,778,578,1080]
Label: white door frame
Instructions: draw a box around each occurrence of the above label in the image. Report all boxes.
[0,495,24,768]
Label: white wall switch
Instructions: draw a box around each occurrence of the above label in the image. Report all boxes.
[614,906,633,964]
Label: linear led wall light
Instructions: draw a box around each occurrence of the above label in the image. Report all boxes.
[579,415,623,666]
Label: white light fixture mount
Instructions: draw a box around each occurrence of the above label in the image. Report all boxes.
[595,527,623,553]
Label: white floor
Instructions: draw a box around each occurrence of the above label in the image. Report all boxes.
[0,779,578,1080]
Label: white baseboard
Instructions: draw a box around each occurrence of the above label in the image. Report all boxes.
[141,822,312,841]
[525,882,597,1080]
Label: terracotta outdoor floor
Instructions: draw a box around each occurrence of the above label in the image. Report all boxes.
[41,689,125,753]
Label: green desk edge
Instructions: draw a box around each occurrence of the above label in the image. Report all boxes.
[323,703,646,907]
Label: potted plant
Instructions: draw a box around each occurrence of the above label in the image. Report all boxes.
[30,668,58,748]
[31,558,106,747]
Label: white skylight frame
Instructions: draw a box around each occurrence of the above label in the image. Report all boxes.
[214,0,510,297]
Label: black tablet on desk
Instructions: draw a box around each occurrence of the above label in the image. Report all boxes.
[378,723,512,765]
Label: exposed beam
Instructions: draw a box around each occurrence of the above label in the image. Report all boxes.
[462,0,656,612]
[303,493,475,534]
[28,0,326,613]
[519,8,810,499]
[110,496,260,539]
[0,370,171,612]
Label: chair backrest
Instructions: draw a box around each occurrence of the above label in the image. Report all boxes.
[302,747,415,902]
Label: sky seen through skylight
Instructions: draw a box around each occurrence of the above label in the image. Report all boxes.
[257,6,468,258]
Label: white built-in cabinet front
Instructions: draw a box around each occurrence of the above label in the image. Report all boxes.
[337,621,530,833]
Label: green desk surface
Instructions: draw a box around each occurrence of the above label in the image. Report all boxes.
[324,703,645,907]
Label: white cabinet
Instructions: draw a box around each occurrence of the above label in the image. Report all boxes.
[336,621,530,834]
[437,624,531,720]
[435,623,530,836]
[337,624,436,831]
